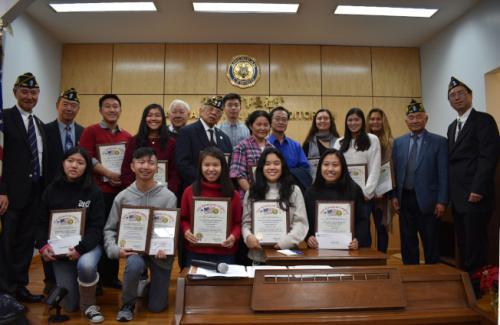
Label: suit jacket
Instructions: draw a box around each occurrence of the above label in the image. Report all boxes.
[175,119,232,186]
[0,106,48,209]
[447,109,499,213]
[392,130,448,214]
[44,119,84,185]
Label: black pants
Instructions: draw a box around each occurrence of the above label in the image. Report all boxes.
[399,189,439,265]
[98,192,119,285]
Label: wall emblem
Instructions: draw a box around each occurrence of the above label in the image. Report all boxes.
[226,55,260,88]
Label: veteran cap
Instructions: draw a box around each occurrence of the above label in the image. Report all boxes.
[407,99,425,115]
[14,72,39,89]
[204,96,224,110]
[59,88,80,103]
[448,76,472,95]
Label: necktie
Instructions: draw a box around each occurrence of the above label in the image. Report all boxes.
[455,120,462,141]
[403,134,418,190]
[28,115,40,182]
[208,129,216,146]
[65,125,74,152]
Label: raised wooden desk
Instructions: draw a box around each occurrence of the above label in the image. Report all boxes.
[264,247,388,266]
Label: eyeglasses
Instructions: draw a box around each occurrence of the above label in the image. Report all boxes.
[449,90,467,99]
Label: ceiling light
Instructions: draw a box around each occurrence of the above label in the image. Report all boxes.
[334,5,438,18]
[193,2,299,14]
[49,2,157,12]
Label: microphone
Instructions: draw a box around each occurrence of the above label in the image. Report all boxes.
[190,259,229,274]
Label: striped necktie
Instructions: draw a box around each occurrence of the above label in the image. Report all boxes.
[65,125,74,152]
[28,115,40,182]
[455,120,462,141]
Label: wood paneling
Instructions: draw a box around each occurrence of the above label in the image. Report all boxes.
[321,96,373,136]
[119,95,164,133]
[270,45,321,95]
[372,47,421,97]
[217,44,269,95]
[322,46,372,96]
[76,95,103,127]
[164,44,217,94]
[61,44,113,94]
[112,44,165,94]
[372,97,422,138]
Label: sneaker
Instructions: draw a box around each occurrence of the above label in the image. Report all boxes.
[116,303,135,322]
[84,305,104,323]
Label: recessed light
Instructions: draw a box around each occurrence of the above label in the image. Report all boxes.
[192,2,299,14]
[334,5,438,18]
[49,2,157,13]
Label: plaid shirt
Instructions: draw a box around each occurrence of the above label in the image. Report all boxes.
[230,136,273,180]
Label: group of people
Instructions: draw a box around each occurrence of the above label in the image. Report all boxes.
[0,71,498,323]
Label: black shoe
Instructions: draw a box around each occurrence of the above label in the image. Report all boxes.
[103,279,122,289]
[0,294,26,321]
[15,287,44,303]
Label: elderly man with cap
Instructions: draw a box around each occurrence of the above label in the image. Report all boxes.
[167,99,190,138]
[391,100,448,265]
[447,77,499,273]
[0,72,47,302]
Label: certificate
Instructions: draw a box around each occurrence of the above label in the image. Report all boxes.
[97,142,126,182]
[247,164,257,183]
[49,209,86,257]
[316,232,352,250]
[192,197,231,246]
[149,208,179,256]
[347,164,367,189]
[252,200,289,246]
[315,201,354,234]
[375,161,395,196]
[308,158,320,181]
[117,206,152,253]
[154,160,168,184]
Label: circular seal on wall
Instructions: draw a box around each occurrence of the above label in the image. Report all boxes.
[226,55,261,89]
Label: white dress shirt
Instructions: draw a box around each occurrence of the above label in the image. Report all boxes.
[17,106,43,174]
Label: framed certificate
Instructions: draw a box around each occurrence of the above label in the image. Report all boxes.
[251,200,290,246]
[247,164,257,184]
[375,161,395,197]
[315,201,354,250]
[117,205,153,254]
[48,209,86,257]
[149,208,179,256]
[308,157,320,181]
[154,160,168,184]
[347,164,367,189]
[191,197,231,246]
[97,142,126,182]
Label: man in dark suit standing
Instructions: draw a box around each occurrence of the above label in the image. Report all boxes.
[175,96,232,186]
[0,73,47,302]
[447,77,499,272]
[392,100,448,265]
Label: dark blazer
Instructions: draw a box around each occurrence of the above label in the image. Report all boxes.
[175,119,232,186]
[447,109,499,213]
[392,130,448,214]
[44,119,84,184]
[0,106,48,209]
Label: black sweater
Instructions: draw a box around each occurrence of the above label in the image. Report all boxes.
[36,179,105,255]
[304,181,370,247]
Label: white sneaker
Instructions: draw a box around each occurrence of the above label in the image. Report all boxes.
[84,305,104,323]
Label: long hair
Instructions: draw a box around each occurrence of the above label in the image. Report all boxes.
[339,108,371,152]
[367,108,393,156]
[135,103,169,149]
[312,149,354,191]
[248,147,295,209]
[192,147,234,197]
[303,108,340,145]
[55,146,94,189]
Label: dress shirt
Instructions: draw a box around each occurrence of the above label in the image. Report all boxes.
[57,119,76,151]
[219,120,250,147]
[267,134,310,169]
[17,106,43,174]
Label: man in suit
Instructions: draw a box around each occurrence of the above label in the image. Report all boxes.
[167,99,190,138]
[175,96,232,186]
[447,77,499,272]
[392,100,448,265]
[0,73,47,302]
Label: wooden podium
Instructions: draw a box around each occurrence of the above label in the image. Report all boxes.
[264,248,388,266]
[174,264,494,324]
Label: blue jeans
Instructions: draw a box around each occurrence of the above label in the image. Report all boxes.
[184,251,235,267]
[122,255,174,312]
[52,246,102,311]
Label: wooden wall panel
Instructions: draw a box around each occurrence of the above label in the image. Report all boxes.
[372,97,422,138]
[372,47,421,97]
[321,96,373,136]
[270,45,321,95]
[112,44,165,94]
[117,95,164,133]
[322,46,372,96]
[164,44,217,94]
[61,44,112,94]
[75,95,103,127]
[217,44,269,95]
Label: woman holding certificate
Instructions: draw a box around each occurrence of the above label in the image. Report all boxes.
[36,147,105,323]
[242,148,309,263]
[181,147,242,266]
[334,108,381,247]
[304,149,370,249]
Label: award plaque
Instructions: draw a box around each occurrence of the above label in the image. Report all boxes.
[149,208,179,256]
[252,200,290,246]
[97,142,126,182]
[191,197,231,246]
[315,201,354,250]
[48,209,86,257]
[347,164,367,189]
[117,206,152,254]
[308,157,320,181]
[375,161,395,197]
[154,160,168,184]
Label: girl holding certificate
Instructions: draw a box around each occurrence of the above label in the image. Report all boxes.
[242,148,309,263]
[304,149,370,249]
[36,147,105,323]
[302,108,340,158]
[334,108,381,247]
[181,147,242,266]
